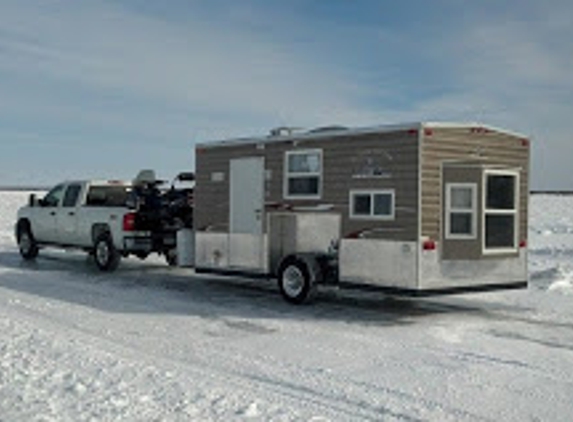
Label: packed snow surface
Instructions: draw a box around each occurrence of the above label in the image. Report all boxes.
[1,192,573,421]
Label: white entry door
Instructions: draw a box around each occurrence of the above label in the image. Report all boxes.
[229,157,265,270]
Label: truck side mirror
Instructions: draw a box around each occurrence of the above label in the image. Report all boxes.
[28,194,37,207]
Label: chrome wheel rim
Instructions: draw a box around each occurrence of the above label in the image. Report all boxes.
[96,241,109,264]
[19,232,31,253]
[283,265,305,297]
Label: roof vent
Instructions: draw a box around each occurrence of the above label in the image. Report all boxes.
[269,126,303,137]
[307,125,348,133]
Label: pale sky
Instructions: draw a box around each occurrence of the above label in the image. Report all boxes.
[1,0,572,189]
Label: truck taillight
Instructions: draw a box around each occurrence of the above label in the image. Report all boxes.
[123,212,136,231]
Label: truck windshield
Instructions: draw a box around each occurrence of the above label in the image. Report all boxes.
[86,186,130,207]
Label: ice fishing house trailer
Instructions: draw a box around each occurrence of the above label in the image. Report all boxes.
[193,122,530,303]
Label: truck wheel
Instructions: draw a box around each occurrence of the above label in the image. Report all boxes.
[17,223,39,260]
[93,233,121,271]
[277,257,317,305]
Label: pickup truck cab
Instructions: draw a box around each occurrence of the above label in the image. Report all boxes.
[15,180,155,271]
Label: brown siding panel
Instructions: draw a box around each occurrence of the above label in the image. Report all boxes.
[195,130,420,241]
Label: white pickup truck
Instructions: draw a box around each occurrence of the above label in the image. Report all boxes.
[15,179,165,271]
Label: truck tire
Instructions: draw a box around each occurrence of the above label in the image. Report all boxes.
[93,233,121,271]
[277,256,317,305]
[17,221,39,260]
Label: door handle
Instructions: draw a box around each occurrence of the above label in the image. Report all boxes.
[50,211,56,216]
[68,211,75,216]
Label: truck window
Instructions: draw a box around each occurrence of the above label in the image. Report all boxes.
[42,184,65,207]
[63,184,82,207]
[86,186,130,207]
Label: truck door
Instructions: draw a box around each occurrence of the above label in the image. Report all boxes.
[57,183,83,245]
[33,184,66,243]
[229,157,265,270]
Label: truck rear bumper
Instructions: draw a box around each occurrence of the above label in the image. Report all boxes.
[123,235,153,252]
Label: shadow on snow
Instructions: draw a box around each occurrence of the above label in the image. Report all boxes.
[0,249,533,328]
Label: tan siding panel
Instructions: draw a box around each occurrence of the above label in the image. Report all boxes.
[421,128,530,247]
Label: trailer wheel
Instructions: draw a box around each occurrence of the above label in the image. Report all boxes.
[17,221,39,260]
[93,233,121,271]
[278,257,317,305]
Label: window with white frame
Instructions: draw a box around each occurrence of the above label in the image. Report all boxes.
[484,170,518,251]
[284,149,322,198]
[350,190,395,219]
[446,183,477,239]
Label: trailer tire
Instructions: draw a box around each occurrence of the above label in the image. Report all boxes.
[277,256,317,305]
[93,233,121,271]
[17,221,39,260]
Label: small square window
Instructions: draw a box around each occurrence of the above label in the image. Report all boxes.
[350,190,394,220]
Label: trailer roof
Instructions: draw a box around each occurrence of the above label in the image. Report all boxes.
[196,122,529,149]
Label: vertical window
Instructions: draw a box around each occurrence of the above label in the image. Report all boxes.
[63,184,82,207]
[350,190,395,219]
[484,171,518,251]
[446,183,477,238]
[284,149,322,198]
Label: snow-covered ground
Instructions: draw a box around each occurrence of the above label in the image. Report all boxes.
[1,192,572,421]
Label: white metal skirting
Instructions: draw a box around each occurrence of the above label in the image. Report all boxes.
[420,247,527,289]
[339,239,418,289]
[195,232,268,272]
